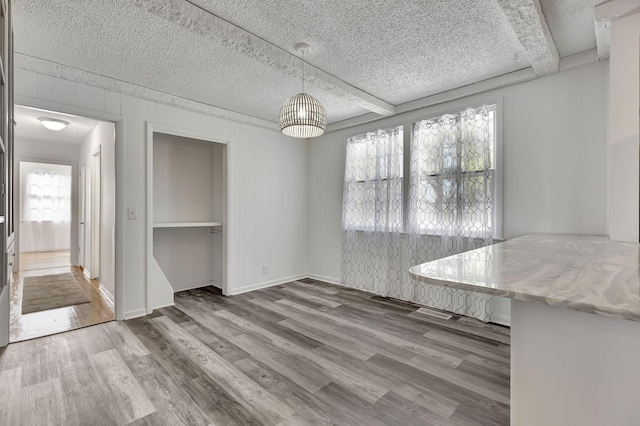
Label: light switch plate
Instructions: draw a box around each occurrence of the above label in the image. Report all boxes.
[127,208,137,220]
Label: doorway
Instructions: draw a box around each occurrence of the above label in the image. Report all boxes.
[10,105,116,342]
[18,161,73,271]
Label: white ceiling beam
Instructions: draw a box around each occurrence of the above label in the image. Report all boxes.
[497,0,560,77]
[130,0,395,116]
[327,68,538,133]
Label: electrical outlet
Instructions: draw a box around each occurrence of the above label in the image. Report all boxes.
[127,208,137,220]
[262,264,268,274]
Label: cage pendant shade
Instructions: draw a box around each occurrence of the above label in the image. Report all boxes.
[279,92,327,138]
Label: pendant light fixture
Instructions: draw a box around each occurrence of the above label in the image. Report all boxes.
[279,43,327,138]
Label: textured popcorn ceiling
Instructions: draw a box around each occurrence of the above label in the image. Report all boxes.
[190,0,532,104]
[13,0,601,124]
[539,0,602,57]
[13,0,368,123]
[15,106,100,146]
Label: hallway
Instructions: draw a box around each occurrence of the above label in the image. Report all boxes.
[10,264,114,342]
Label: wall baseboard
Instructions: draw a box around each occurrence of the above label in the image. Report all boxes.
[491,313,511,327]
[98,283,115,310]
[173,281,217,293]
[306,273,342,286]
[307,272,511,326]
[228,274,307,296]
[124,308,147,320]
[152,302,176,310]
[83,268,92,280]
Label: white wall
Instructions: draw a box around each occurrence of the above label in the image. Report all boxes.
[79,121,116,300]
[15,137,80,163]
[16,67,309,319]
[153,133,218,223]
[308,60,609,324]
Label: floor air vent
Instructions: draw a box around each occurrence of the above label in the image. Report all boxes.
[416,307,452,320]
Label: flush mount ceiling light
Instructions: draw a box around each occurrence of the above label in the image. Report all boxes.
[279,43,327,139]
[38,117,69,131]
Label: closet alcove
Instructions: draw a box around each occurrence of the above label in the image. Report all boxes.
[146,125,227,312]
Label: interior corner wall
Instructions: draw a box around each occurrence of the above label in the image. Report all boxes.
[79,121,116,298]
[15,67,309,318]
[308,60,609,325]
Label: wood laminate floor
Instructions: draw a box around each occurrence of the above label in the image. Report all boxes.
[10,266,115,342]
[19,250,71,271]
[0,279,510,425]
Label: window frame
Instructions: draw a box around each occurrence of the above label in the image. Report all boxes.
[410,105,498,238]
[344,97,503,239]
[342,126,404,232]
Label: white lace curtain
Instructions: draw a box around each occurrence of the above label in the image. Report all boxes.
[405,107,495,321]
[20,167,72,252]
[341,127,403,297]
[340,106,496,322]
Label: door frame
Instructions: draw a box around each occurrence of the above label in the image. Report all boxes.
[145,122,231,313]
[14,98,124,321]
[78,161,85,268]
[88,146,101,280]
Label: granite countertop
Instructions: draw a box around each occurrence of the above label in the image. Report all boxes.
[408,234,640,321]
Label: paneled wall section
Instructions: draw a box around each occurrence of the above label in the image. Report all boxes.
[15,68,309,319]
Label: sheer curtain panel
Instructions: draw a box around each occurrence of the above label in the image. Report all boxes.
[20,166,72,252]
[341,127,404,297]
[406,106,496,321]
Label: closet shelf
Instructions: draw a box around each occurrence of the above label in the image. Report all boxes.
[153,221,222,228]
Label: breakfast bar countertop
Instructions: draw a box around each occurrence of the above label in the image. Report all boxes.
[408,234,640,322]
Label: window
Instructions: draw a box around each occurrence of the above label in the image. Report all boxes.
[342,126,403,232]
[342,104,497,237]
[25,169,72,223]
[409,105,496,237]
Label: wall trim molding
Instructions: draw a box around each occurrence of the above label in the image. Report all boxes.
[227,274,307,296]
[17,51,604,137]
[306,273,342,286]
[490,313,511,327]
[172,281,218,293]
[150,302,176,311]
[124,308,148,320]
[98,283,115,310]
[15,53,280,133]
[307,273,511,325]
[326,54,604,133]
